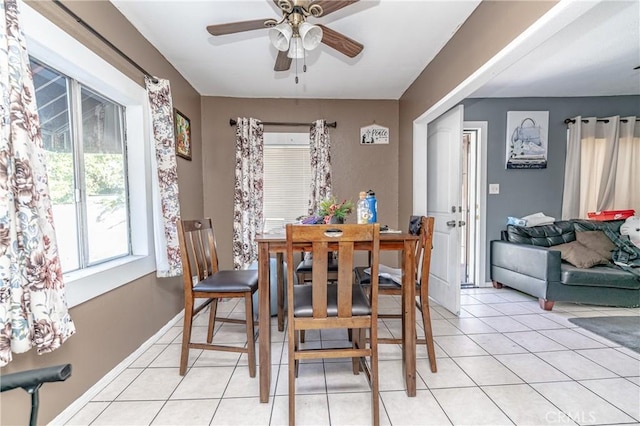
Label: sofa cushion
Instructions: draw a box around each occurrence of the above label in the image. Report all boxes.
[561,264,640,290]
[507,221,575,247]
[553,241,609,268]
[575,230,616,261]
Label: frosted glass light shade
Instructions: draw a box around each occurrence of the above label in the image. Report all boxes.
[287,36,305,59]
[299,22,323,50]
[269,23,292,51]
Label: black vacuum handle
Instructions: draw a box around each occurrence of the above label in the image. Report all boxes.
[1,364,72,393]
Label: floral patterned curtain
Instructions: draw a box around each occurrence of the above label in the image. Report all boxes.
[233,117,263,269]
[145,77,182,278]
[308,119,332,215]
[0,0,75,366]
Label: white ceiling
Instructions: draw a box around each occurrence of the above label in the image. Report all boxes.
[471,0,640,98]
[111,0,640,100]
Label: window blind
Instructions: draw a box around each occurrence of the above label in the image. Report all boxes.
[263,145,311,231]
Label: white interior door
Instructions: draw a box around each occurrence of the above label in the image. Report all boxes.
[427,105,463,315]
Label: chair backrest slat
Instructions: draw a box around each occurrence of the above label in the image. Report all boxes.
[336,241,355,317]
[311,241,329,318]
[407,216,435,285]
[194,230,206,279]
[286,224,380,321]
[418,216,435,287]
[178,218,222,293]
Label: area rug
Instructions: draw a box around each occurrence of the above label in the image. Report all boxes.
[569,316,640,353]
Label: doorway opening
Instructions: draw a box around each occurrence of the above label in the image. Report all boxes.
[461,128,478,288]
[413,1,598,314]
[461,121,487,290]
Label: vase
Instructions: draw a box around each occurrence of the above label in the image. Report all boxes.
[329,216,344,224]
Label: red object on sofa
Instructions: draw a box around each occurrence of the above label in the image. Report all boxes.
[587,210,635,221]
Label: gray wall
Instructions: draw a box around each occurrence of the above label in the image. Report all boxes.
[461,95,640,280]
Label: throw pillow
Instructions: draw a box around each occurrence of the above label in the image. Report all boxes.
[553,241,609,268]
[575,230,616,260]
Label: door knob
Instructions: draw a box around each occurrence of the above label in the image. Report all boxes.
[446,220,456,227]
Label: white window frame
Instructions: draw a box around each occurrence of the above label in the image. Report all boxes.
[21,1,156,307]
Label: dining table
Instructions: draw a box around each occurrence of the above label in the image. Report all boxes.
[255,230,419,403]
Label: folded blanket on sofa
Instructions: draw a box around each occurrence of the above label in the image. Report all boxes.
[604,228,640,277]
[522,212,556,227]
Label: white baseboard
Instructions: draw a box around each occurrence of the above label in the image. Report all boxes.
[49,310,185,425]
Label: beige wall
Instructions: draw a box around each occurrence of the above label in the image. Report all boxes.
[201,97,400,268]
[397,0,558,223]
[1,1,203,424]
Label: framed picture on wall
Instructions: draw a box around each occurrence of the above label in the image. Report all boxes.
[505,111,548,169]
[174,109,192,161]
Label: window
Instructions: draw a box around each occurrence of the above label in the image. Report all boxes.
[573,119,639,218]
[263,133,311,231]
[23,1,155,306]
[31,59,130,273]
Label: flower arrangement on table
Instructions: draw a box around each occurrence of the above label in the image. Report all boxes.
[299,196,354,224]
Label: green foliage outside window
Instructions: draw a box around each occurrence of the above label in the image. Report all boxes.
[45,151,125,205]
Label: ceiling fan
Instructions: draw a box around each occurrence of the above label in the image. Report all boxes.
[206,0,364,72]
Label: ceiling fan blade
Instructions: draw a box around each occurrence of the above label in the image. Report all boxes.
[312,1,359,16]
[274,50,292,71]
[318,24,363,58]
[207,19,269,36]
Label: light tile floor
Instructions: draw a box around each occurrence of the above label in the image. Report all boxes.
[65,287,640,425]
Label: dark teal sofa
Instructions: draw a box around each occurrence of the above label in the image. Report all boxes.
[490,219,640,311]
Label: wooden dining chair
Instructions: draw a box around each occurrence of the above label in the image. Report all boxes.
[177,218,259,377]
[295,252,339,284]
[286,223,381,426]
[295,251,340,343]
[354,216,437,373]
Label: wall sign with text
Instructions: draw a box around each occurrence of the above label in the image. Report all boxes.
[360,124,389,144]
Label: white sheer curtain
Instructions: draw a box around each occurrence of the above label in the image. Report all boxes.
[595,116,619,211]
[561,116,584,219]
[562,115,639,219]
[614,116,640,211]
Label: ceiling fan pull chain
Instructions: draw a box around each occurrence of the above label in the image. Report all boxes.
[303,49,307,73]
[295,57,299,84]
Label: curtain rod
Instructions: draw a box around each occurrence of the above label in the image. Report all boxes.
[229,119,337,128]
[564,117,639,124]
[52,0,158,83]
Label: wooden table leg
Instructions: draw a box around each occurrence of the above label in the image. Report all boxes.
[402,239,416,397]
[258,242,271,403]
[276,252,284,332]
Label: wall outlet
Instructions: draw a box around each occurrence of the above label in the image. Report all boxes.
[489,184,500,194]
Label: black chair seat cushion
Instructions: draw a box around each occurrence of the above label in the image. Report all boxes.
[293,283,371,317]
[296,257,339,273]
[353,266,419,289]
[194,270,258,293]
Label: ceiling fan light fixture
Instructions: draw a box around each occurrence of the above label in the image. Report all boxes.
[269,22,292,51]
[299,22,323,50]
[287,36,305,59]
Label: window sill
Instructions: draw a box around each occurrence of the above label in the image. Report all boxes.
[65,255,156,308]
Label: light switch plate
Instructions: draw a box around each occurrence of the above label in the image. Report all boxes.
[489,184,500,194]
